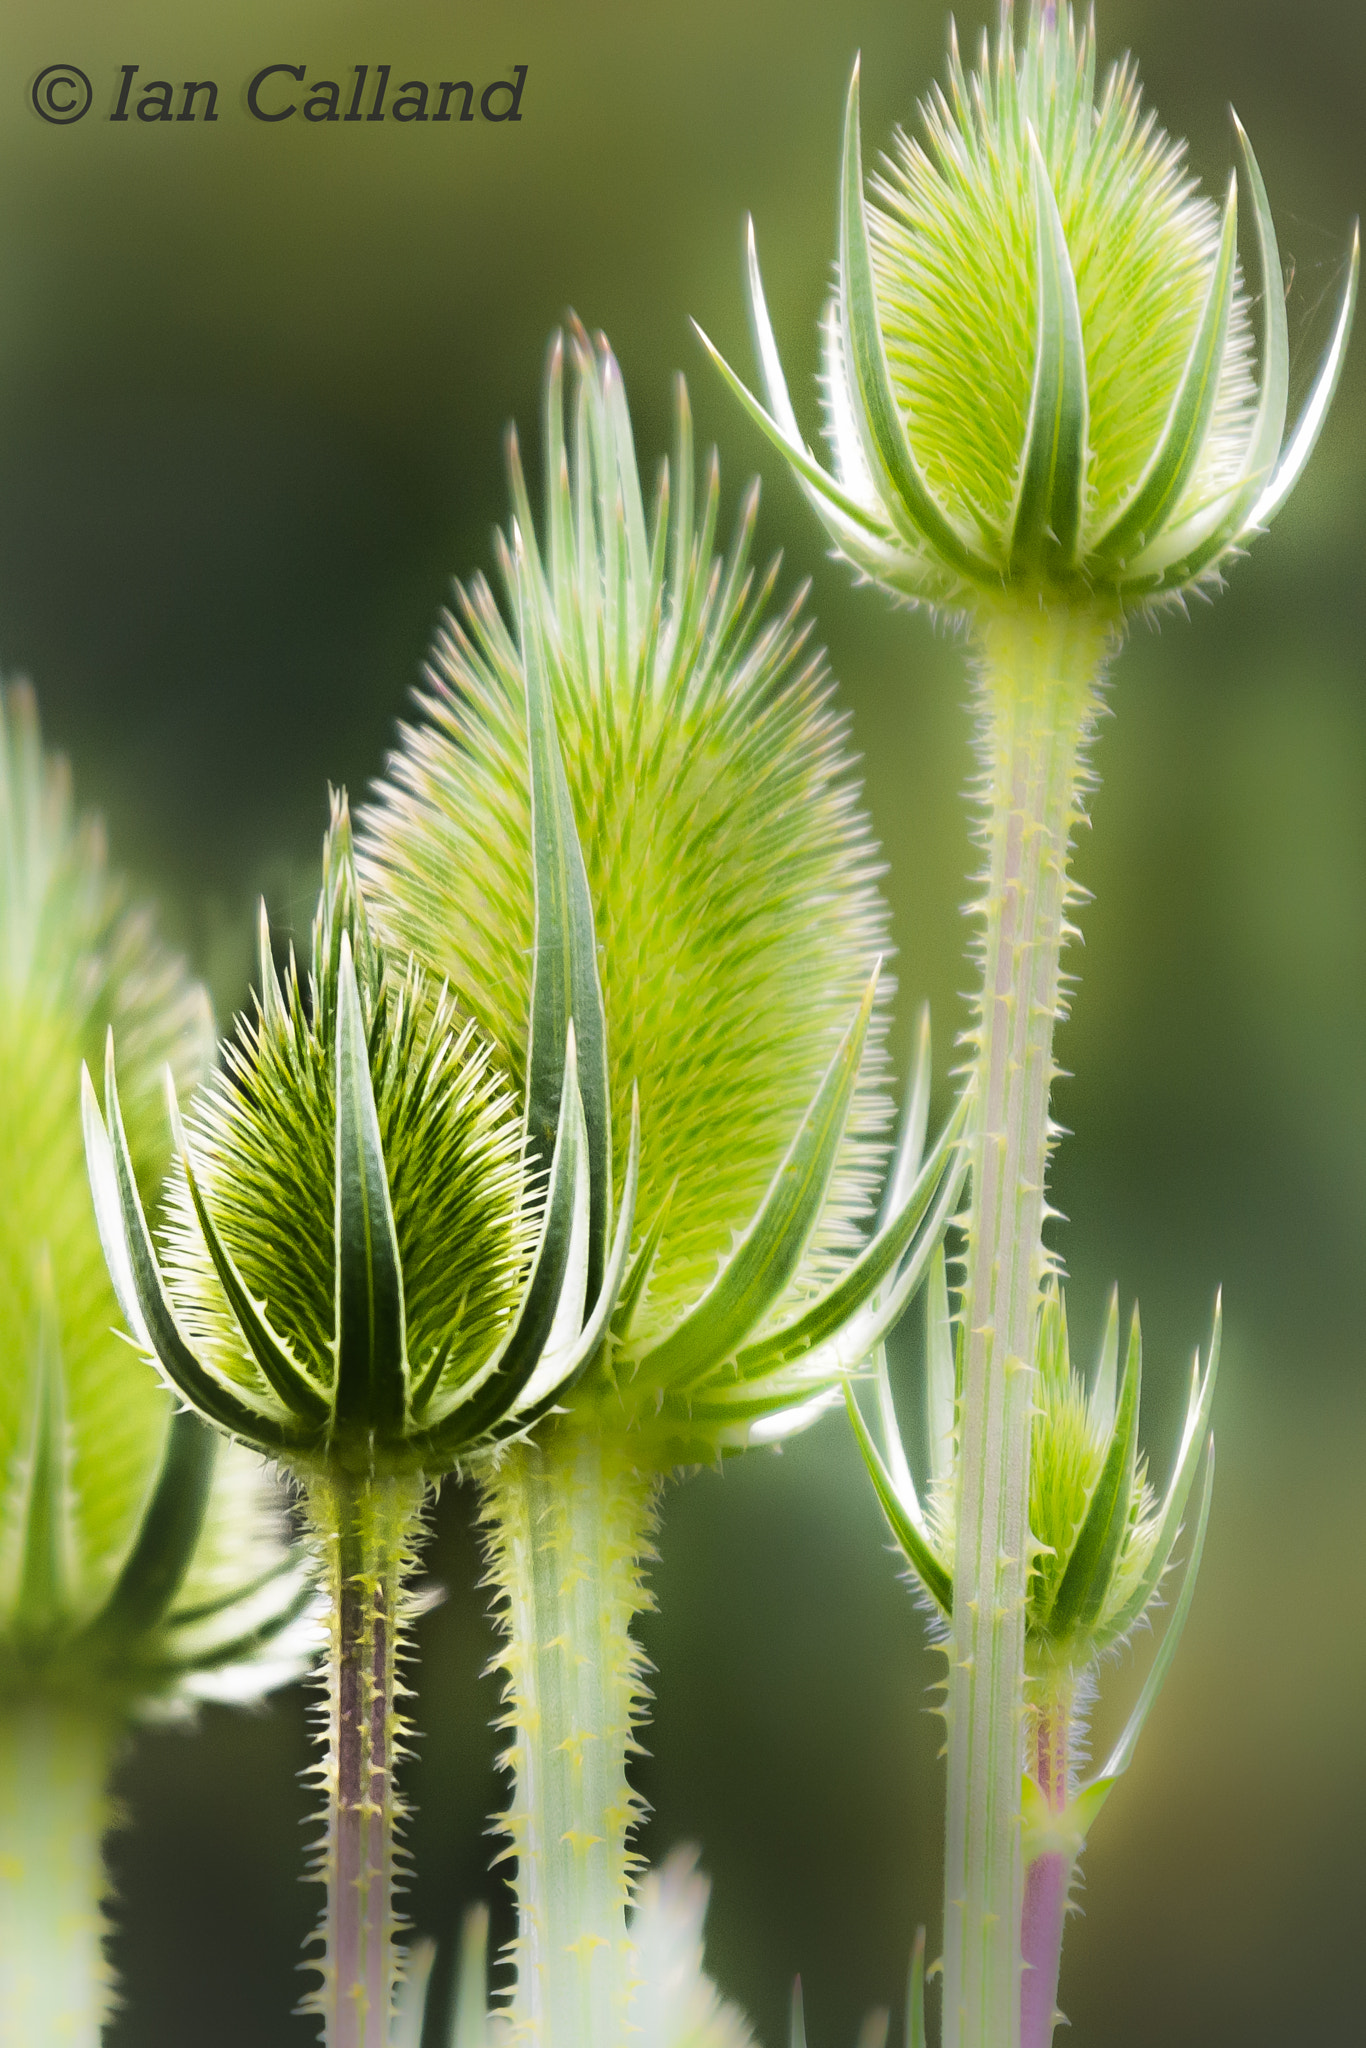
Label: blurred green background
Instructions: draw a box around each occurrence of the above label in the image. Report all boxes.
[4,0,1365,2041]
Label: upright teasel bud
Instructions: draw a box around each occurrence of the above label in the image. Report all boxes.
[699,7,1355,2046]
[0,684,315,2048]
[358,327,968,2048]
[83,795,622,2048]
[848,1250,1217,2048]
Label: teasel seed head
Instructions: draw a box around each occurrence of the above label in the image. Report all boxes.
[699,0,1357,623]
[0,683,313,1716]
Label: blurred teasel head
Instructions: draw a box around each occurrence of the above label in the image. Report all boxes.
[359,325,969,1464]
[0,684,312,1716]
[699,0,1357,622]
[83,795,618,1484]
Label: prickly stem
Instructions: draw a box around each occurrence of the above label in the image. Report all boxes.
[943,604,1112,2048]
[0,1704,119,2046]
[306,1469,425,2048]
[480,1420,658,2048]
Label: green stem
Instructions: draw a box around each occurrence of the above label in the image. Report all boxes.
[0,1701,119,2046]
[941,604,1112,2048]
[306,1469,425,2048]
[481,1419,657,2048]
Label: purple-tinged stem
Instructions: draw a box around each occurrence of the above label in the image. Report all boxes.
[307,1470,424,2048]
[1020,1686,1073,2048]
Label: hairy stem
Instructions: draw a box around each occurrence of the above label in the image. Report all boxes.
[307,1469,425,2048]
[942,604,1111,2048]
[0,1701,118,2046]
[1020,1675,1076,2048]
[481,1419,657,2048]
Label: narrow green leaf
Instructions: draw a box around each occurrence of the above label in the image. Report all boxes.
[1231,115,1290,505]
[906,1929,928,2048]
[1090,1285,1120,1437]
[417,1031,589,1456]
[1248,221,1359,529]
[14,1257,74,1635]
[1100,1298,1221,1646]
[171,1085,332,1428]
[839,62,999,580]
[332,934,408,1436]
[86,1409,216,1642]
[83,1054,299,1452]
[1098,1437,1215,1783]
[1048,1306,1142,1639]
[1009,124,1089,575]
[637,968,880,1391]
[872,1342,917,1503]
[739,1104,969,1387]
[730,1079,969,1381]
[140,1564,318,1676]
[159,1552,298,1630]
[612,1178,674,1343]
[691,318,892,542]
[845,1385,953,1616]
[924,1242,956,1491]
[1094,174,1239,562]
[545,1082,641,1386]
[521,566,612,1306]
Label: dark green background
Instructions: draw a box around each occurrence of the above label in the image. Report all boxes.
[5,1,1364,2041]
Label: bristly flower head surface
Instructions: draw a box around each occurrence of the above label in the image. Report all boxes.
[0,685,312,1715]
[359,328,975,1457]
[699,0,1357,620]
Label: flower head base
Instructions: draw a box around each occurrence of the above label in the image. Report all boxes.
[0,683,312,1716]
[699,1,1357,618]
[359,328,969,1461]
[83,796,634,1481]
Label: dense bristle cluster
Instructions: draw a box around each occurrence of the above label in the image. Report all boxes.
[0,684,213,1633]
[161,802,534,1405]
[360,329,891,1352]
[864,6,1254,549]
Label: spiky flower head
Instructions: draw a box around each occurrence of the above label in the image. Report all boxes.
[700,0,1357,620]
[0,684,312,1716]
[84,794,616,1482]
[359,327,967,1462]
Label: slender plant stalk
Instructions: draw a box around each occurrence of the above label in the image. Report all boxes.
[482,1419,657,2048]
[0,1702,118,2045]
[1020,1673,1076,2048]
[308,1469,425,2048]
[943,604,1111,2048]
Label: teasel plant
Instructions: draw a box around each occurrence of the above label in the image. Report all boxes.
[697,3,1357,2044]
[82,794,637,2048]
[358,324,970,2048]
[0,683,317,2048]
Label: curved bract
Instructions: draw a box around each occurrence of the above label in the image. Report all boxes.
[83,798,633,1480]
[848,1247,1218,1837]
[360,327,969,1462]
[0,682,311,1718]
[697,1,1357,618]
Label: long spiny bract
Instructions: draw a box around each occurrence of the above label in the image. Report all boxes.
[359,329,893,1378]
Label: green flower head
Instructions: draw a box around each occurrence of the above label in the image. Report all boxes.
[359,327,968,1461]
[85,796,610,1481]
[0,684,312,1716]
[700,0,1357,618]
[848,1244,1217,1839]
